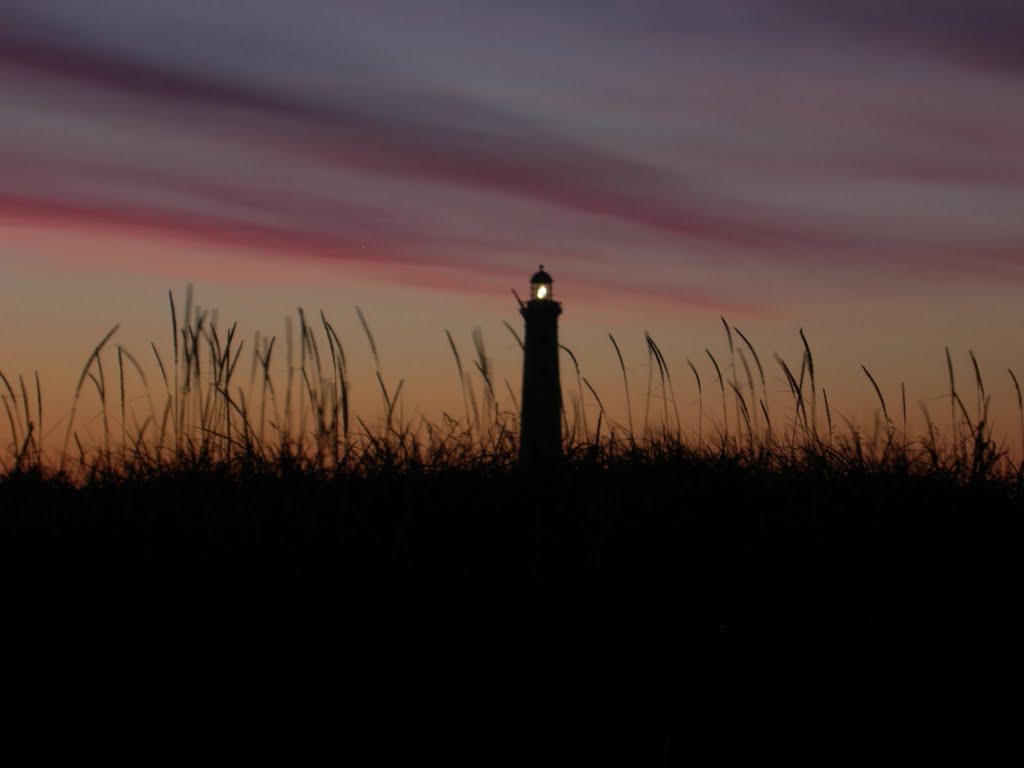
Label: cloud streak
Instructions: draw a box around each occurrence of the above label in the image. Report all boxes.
[780,1,1024,76]
[0,14,818,251]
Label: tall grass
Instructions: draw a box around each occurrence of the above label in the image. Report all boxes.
[1,290,1021,490]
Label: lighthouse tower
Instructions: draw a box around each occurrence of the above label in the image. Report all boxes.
[519,266,563,467]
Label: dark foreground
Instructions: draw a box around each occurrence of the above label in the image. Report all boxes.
[1,462,1021,765]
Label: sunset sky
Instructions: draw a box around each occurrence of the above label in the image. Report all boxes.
[2,1,1023,452]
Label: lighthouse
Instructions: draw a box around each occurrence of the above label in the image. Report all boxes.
[519,266,563,467]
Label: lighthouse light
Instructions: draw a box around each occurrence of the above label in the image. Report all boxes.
[529,265,554,302]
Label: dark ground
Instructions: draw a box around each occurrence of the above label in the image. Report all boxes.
[1,463,1021,765]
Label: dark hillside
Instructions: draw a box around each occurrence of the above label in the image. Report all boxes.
[1,463,1022,764]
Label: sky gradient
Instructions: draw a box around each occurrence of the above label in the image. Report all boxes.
[2,1,1023,451]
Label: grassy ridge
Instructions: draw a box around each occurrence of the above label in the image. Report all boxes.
[2,454,1022,763]
[2,291,1023,762]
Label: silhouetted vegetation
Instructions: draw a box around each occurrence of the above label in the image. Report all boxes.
[1,290,1022,763]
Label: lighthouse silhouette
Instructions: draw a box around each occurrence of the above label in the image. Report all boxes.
[519,266,563,467]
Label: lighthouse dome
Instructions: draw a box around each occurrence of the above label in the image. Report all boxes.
[530,266,553,285]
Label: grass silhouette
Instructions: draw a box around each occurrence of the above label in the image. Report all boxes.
[1,288,1020,488]
[1,289,1022,764]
